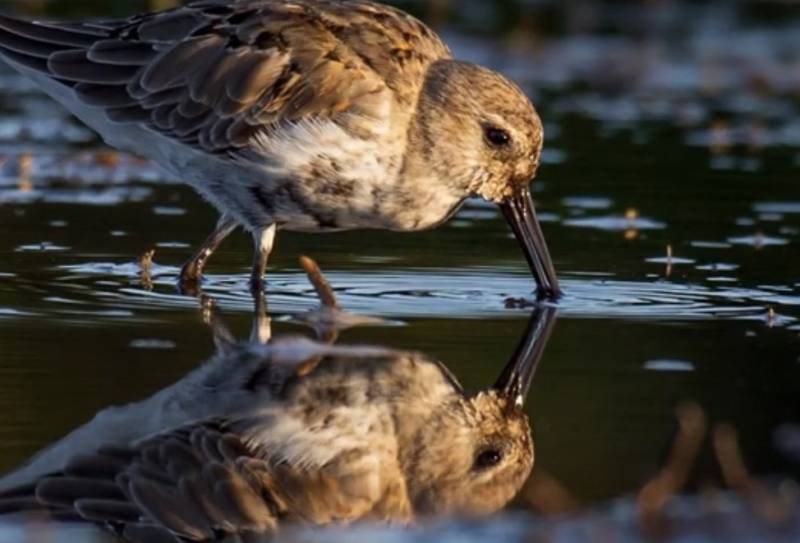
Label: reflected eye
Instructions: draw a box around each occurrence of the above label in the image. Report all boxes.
[484,126,511,148]
[474,448,504,469]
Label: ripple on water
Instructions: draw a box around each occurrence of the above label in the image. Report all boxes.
[564,216,666,231]
[644,360,696,372]
[153,206,187,216]
[646,257,696,265]
[754,202,800,215]
[0,307,35,318]
[52,263,800,324]
[691,241,733,250]
[562,197,613,210]
[129,339,177,350]
[728,235,790,247]
[696,263,739,272]
[0,187,152,206]
[15,242,69,253]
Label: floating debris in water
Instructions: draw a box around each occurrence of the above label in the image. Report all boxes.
[767,307,777,328]
[646,246,695,266]
[138,250,155,292]
[17,153,32,191]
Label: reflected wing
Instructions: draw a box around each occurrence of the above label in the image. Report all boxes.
[0,0,450,155]
[0,420,411,542]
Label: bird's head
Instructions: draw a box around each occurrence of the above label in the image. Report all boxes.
[404,309,554,517]
[413,60,561,299]
[407,391,533,517]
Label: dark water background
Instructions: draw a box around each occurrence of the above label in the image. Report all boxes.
[0,1,799,539]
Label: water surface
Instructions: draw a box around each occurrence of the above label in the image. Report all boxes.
[0,1,799,540]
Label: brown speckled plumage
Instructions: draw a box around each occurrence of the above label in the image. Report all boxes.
[0,0,560,297]
[0,334,541,542]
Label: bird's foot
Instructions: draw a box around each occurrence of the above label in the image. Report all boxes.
[178,260,204,296]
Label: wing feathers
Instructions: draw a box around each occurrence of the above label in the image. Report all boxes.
[87,39,157,66]
[140,35,225,93]
[0,14,101,48]
[122,524,183,543]
[0,496,43,514]
[48,49,140,84]
[106,104,151,124]
[0,28,68,58]
[75,83,139,107]
[226,50,289,105]
[128,479,209,540]
[36,477,126,508]
[215,476,272,528]
[73,498,142,523]
[0,1,450,155]
[0,47,50,72]
[136,10,207,42]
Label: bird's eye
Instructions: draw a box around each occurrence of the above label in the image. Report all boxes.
[484,126,511,148]
[474,448,504,469]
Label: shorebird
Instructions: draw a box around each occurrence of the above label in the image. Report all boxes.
[0,310,556,542]
[0,0,560,298]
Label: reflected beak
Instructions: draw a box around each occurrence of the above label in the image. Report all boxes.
[493,307,557,408]
[500,187,562,300]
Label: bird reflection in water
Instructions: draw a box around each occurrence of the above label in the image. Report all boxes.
[0,258,557,543]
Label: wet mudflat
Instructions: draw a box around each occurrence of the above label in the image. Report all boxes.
[0,1,799,541]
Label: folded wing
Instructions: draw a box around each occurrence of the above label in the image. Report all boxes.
[0,0,450,157]
[0,417,411,542]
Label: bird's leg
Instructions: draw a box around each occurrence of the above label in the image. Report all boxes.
[200,295,237,354]
[250,224,277,294]
[250,292,272,345]
[180,214,238,291]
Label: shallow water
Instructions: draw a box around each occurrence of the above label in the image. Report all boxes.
[0,1,799,541]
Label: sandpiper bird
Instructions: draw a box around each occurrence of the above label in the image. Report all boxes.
[0,0,560,298]
[0,308,555,542]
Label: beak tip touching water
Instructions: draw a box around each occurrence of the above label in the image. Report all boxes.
[500,188,562,301]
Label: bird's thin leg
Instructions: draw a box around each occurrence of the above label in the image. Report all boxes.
[250,292,272,345]
[200,295,237,354]
[250,224,277,294]
[180,214,239,289]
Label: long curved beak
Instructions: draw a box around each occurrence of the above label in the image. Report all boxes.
[500,187,562,300]
[493,307,557,408]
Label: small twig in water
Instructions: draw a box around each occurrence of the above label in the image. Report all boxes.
[521,468,580,516]
[714,424,792,526]
[300,255,339,309]
[638,402,707,529]
[138,249,155,291]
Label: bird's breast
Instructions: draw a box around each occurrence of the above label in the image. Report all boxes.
[234,115,462,232]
